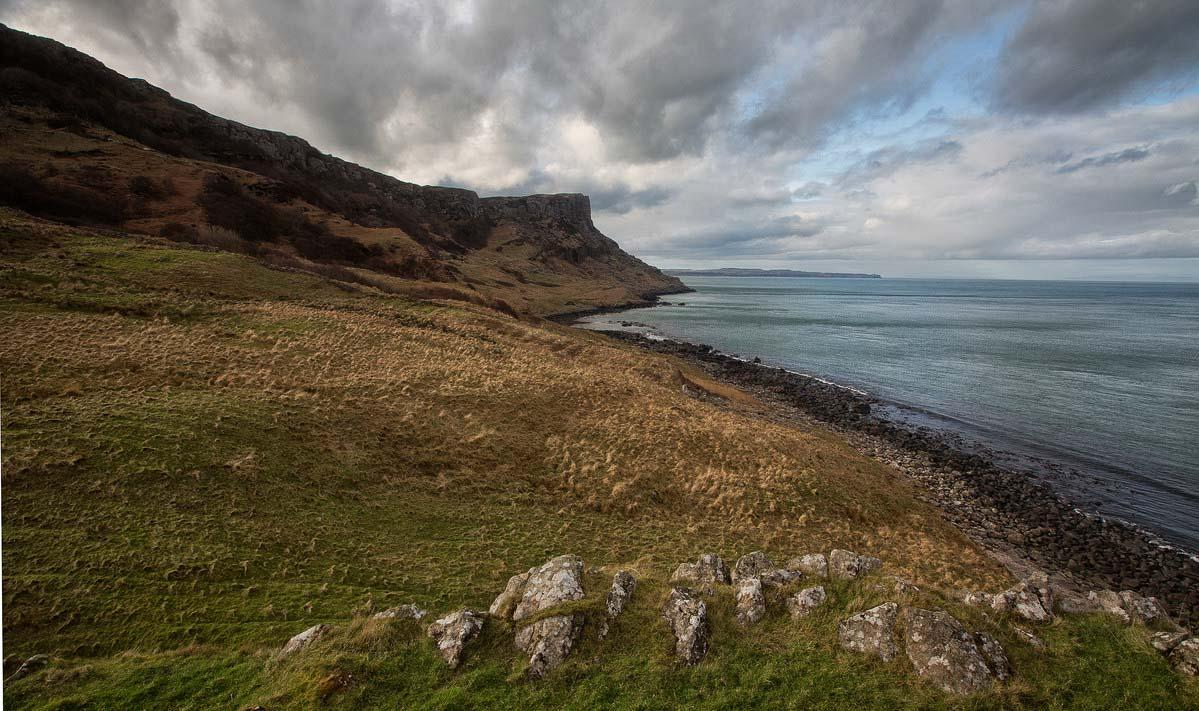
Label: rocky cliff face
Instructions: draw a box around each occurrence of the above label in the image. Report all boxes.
[0,23,685,313]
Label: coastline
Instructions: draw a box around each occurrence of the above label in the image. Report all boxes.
[588,326,1199,626]
[545,286,694,323]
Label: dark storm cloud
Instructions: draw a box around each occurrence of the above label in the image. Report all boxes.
[1056,146,1151,174]
[995,0,1199,113]
[4,0,1199,272]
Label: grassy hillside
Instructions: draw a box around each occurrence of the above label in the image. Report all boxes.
[2,210,1195,708]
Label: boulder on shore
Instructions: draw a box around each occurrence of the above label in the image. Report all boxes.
[829,549,882,580]
[427,610,485,669]
[838,602,898,661]
[662,587,710,665]
[511,554,586,678]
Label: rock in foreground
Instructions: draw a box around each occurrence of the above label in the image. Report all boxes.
[279,624,331,658]
[902,608,1007,695]
[829,549,882,580]
[663,587,710,665]
[598,570,636,639]
[427,610,485,669]
[787,586,828,619]
[838,602,899,661]
[511,554,586,678]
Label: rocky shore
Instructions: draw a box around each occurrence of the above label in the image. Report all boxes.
[596,330,1199,627]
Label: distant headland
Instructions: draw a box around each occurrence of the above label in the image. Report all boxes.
[666,267,882,279]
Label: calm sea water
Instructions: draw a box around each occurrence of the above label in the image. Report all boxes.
[580,277,1199,551]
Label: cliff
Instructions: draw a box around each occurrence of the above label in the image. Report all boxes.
[0,24,686,314]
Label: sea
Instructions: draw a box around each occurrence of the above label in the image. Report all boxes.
[578,277,1199,552]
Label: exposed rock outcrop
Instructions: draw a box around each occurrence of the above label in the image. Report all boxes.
[732,551,776,585]
[9,654,49,681]
[787,586,828,619]
[663,587,710,665]
[372,604,427,621]
[1119,590,1169,626]
[735,577,766,627]
[786,553,828,578]
[902,608,1007,694]
[598,570,636,639]
[511,554,586,678]
[427,610,485,669]
[671,553,731,590]
[279,623,331,658]
[992,575,1054,623]
[1170,637,1199,676]
[829,549,882,580]
[838,603,899,661]
[490,569,534,619]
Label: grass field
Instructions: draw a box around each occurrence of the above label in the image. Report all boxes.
[2,209,1195,708]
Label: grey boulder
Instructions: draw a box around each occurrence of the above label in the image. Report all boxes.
[902,608,1007,694]
[598,570,636,639]
[787,586,828,619]
[732,551,776,585]
[829,549,882,580]
[735,577,766,627]
[838,602,899,661]
[512,554,586,678]
[427,610,485,669]
[663,586,710,665]
[671,553,731,589]
[786,553,828,579]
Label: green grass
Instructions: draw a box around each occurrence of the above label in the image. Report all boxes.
[3,212,1196,709]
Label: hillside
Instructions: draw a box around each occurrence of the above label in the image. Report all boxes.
[3,211,1196,708]
[0,24,686,316]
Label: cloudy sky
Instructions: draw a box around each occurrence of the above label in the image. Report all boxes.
[4,0,1199,279]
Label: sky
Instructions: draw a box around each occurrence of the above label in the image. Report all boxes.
[4,0,1199,280]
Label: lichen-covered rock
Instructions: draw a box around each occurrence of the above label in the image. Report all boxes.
[512,554,586,677]
[787,586,827,619]
[516,616,584,678]
[1170,637,1199,676]
[732,551,776,585]
[974,632,1012,681]
[662,587,710,664]
[427,610,485,668]
[838,602,898,661]
[902,608,1004,694]
[786,553,828,578]
[888,576,920,595]
[1118,590,1168,625]
[670,553,730,588]
[598,570,636,639]
[992,577,1053,623]
[489,569,533,618]
[829,549,882,580]
[1151,631,1190,654]
[372,604,428,621]
[735,577,766,627]
[1088,590,1132,624]
[279,623,331,657]
[760,568,804,588]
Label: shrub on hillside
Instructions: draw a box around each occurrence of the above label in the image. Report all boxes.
[0,160,125,225]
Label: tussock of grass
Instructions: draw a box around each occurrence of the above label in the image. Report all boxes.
[3,211,1196,708]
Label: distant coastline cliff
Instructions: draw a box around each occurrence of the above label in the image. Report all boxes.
[667,268,882,279]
